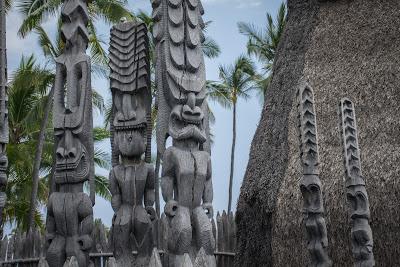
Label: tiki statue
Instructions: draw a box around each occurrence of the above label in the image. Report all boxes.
[297,83,332,267]
[108,20,157,266]
[340,98,374,267]
[0,0,9,238]
[45,0,94,266]
[153,0,216,265]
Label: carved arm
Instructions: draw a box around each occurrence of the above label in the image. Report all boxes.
[45,195,56,244]
[161,149,174,203]
[145,165,155,207]
[202,158,213,218]
[78,195,93,251]
[109,169,121,212]
[161,149,178,217]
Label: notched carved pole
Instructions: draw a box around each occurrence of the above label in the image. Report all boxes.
[297,84,332,267]
[45,0,94,266]
[0,0,9,239]
[108,20,158,266]
[153,0,216,266]
[339,98,374,267]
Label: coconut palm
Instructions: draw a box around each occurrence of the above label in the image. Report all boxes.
[208,56,257,213]
[238,2,286,100]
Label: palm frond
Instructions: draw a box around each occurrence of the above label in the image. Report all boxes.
[92,88,106,115]
[202,36,221,59]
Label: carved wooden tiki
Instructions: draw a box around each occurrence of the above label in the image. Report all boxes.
[340,99,374,267]
[108,21,157,266]
[0,0,9,238]
[153,0,216,266]
[45,0,94,266]
[297,84,332,267]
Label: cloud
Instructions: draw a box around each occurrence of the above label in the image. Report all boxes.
[202,0,262,9]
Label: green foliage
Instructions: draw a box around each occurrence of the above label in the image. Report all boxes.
[238,2,287,100]
[210,55,257,105]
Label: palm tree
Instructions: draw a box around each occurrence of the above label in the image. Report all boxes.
[238,2,286,100]
[209,56,257,213]
[0,0,9,238]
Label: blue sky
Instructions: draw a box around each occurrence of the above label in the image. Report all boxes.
[6,0,282,226]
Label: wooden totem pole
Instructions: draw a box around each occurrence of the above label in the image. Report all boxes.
[45,0,94,266]
[153,0,216,266]
[108,20,159,266]
[339,99,374,267]
[297,84,331,267]
[0,0,9,239]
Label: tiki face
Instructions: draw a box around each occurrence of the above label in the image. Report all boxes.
[55,130,89,185]
[300,174,324,214]
[114,129,146,158]
[113,90,149,130]
[112,87,149,158]
[347,185,370,220]
[168,92,207,143]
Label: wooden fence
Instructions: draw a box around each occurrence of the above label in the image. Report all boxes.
[0,212,236,267]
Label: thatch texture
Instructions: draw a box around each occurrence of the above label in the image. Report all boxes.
[236,0,400,266]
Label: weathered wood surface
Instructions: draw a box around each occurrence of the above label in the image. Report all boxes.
[0,213,236,267]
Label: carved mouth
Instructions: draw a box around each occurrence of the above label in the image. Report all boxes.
[115,122,147,131]
[55,150,90,183]
[113,112,147,132]
[0,154,8,172]
[169,105,206,143]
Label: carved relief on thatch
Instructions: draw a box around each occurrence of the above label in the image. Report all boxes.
[340,98,374,267]
[297,83,332,267]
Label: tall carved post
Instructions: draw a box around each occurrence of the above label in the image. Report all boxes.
[297,84,331,267]
[339,98,374,267]
[153,0,216,266]
[108,20,157,266]
[45,0,94,266]
[0,0,9,239]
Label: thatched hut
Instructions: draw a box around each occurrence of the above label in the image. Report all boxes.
[236,0,400,266]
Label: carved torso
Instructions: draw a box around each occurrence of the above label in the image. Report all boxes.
[113,163,151,207]
[48,192,92,237]
[164,146,210,209]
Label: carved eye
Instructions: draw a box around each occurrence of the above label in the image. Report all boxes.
[356,192,367,211]
[347,193,357,211]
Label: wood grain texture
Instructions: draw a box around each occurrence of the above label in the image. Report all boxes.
[46,0,94,266]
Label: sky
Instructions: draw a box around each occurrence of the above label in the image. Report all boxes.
[5,0,283,226]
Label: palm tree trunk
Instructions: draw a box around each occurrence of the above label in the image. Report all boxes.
[27,85,54,231]
[0,0,7,239]
[228,101,237,213]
